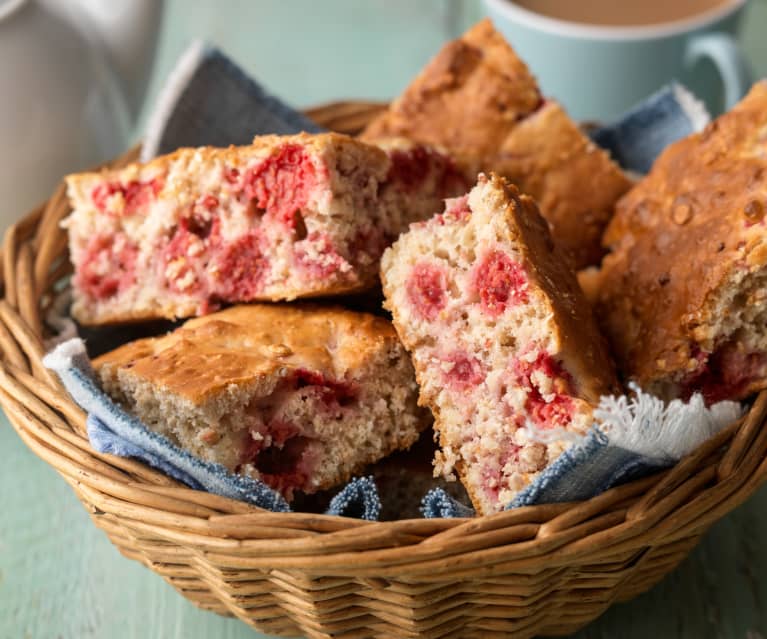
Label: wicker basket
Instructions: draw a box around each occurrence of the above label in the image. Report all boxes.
[4,101,767,639]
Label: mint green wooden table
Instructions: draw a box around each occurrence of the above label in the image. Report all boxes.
[3,2,767,637]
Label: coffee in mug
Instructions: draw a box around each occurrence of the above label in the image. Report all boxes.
[512,0,734,27]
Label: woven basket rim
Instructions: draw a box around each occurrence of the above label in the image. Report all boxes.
[3,100,767,602]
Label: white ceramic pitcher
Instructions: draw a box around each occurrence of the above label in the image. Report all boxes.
[0,0,163,228]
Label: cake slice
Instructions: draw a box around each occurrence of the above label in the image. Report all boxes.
[363,19,631,269]
[381,173,619,514]
[596,82,767,403]
[94,304,430,500]
[65,132,468,325]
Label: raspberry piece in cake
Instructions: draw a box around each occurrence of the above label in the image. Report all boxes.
[406,262,448,321]
[474,249,529,315]
[79,233,139,300]
[442,350,486,391]
[596,82,767,403]
[66,132,454,325]
[363,19,631,269]
[94,304,430,501]
[381,173,619,514]
[373,138,474,235]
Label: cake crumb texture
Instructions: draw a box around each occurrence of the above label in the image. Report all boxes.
[381,173,618,514]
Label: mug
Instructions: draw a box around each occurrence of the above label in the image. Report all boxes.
[483,0,752,121]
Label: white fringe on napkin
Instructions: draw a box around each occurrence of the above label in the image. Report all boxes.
[594,382,743,461]
[672,83,711,133]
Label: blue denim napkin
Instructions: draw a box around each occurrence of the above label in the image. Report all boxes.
[590,83,710,174]
[140,41,322,161]
[422,385,741,517]
[43,339,381,520]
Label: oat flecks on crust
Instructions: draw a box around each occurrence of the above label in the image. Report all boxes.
[94,304,431,501]
[363,18,631,270]
[64,132,467,326]
[596,81,767,404]
[381,173,619,515]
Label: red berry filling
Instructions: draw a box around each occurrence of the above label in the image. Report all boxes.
[386,146,469,197]
[91,183,119,212]
[200,194,219,211]
[480,465,501,503]
[235,369,358,499]
[76,234,139,301]
[210,230,269,300]
[474,250,528,316]
[436,160,470,199]
[86,143,334,308]
[293,232,346,280]
[680,341,767,404]
[406,262,448,320]
[350,227,390,264]
[161,216,212,296]
[91,177,163,216]
[512,351,575,429]
[256,434,319,497]
[161,213,272,303]
[529,393,574,429]
[239,419,320,500]
[443,351,486,391]
[293,369,358,408]
[224,167,240,184]
[386,147,432,192]
[441,195,471,223]
[242,144,320,227]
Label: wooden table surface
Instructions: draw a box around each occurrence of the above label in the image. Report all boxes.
[4,1,767,637]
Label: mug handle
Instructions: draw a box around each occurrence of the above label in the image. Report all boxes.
[684,32,752,110]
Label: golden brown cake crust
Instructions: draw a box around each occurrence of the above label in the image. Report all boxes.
[476,174,620,402]
[497,102,633,269]
[596,81,767,392]
[93,304,400,404]
[66,132,377,192]
[363,19,541,157]
[362,19,631,269]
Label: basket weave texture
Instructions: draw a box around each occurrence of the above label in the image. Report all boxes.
[3,102,767,639]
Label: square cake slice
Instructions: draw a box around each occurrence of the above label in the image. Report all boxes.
[381,173,619,514]
[596,81,767,403]
[94,304,430,500]
[66,133,408,324]
[363,19,631,269]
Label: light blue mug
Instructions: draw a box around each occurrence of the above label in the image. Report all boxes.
[483,0,752,121]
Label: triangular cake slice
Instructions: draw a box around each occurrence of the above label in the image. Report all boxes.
[381,173,619,514]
